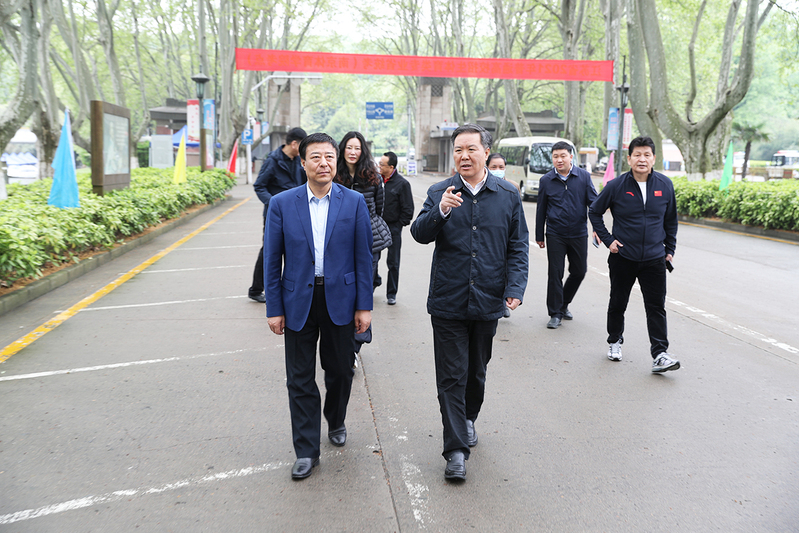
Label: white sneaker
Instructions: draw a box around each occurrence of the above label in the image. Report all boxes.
[652,353,680,373]
[607,341,622,361]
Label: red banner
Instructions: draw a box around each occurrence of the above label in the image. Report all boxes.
[236,49,614,82]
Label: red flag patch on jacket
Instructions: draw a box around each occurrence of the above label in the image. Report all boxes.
[654,190,662,196]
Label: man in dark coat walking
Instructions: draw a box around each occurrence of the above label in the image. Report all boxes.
[247,127,307,302]
[589,136,680,373]
[411,124,529,481]
[378,151,415,305]
[535,141,598,329]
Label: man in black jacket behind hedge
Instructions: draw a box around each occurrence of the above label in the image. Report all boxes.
[535,141,598,329]
[589,136,680,374]
[378,151,414,305]
[412,123,529,481]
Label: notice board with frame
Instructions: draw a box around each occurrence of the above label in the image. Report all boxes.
[91,100,131,195]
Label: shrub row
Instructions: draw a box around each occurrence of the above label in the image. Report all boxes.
[673,177,799,231]
[0,168,236,285]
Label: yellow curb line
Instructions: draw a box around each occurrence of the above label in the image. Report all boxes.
[0,198,251,363]
[679,220,799,246]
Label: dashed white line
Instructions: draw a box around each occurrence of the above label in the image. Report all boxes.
[588,265,799,357]
[400,455,432,529]
[70,295,248,312]
[174,244,259,250]
[0,461,289,525]
[0,349,255,382]
[135,265,248,274]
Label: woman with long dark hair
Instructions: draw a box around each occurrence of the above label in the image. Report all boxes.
[336,131,392,282]
[336,131,393,356]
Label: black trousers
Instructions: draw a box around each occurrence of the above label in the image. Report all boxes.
[431,316,498,460]
[607,253,669,357]
[545,234,588,318]
[284,285,356,459]
[249,217,266,296]
[385,222,403,298]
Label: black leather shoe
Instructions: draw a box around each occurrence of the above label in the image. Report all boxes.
[444,451,466,481]
[328,425,347,447]
[291,457,319,480]
[561,307,573,320]
[547,316,561,329]
[249,293,266,303]
[466,420,478,447]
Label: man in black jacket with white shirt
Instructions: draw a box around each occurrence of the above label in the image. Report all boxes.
[589,136,680,373]
[535,141,598,329]
[412,124,529,481]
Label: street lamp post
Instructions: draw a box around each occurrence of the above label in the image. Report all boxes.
[615,56,629,179]
[191,73,211,171]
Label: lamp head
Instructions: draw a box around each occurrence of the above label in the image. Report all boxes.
[191,73,211,99]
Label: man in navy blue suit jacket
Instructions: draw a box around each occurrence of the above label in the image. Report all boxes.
[264,132,373,480]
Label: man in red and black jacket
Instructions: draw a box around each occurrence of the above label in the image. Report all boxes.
[589,136,680,373]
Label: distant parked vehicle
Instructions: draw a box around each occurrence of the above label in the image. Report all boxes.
[767,150,799,179]
[495,136,576,201]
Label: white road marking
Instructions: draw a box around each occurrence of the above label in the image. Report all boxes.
[173,244,259,250]
[0,349,255,382]
[134,265,248,274]
[66,295,248,313]
[0,461,289,525]
[588,265,799,357]
[668,299,799,355]
[400,455,432,529]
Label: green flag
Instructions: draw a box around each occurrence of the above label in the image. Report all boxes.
[720,141,734,191]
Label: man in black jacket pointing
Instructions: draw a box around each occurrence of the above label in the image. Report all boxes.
[412,124,529,481]
[589,136,680,374]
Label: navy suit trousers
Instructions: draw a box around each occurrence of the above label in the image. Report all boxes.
[284,285,355,459]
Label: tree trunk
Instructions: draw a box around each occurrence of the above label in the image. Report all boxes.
[35,0,59,179]
[561,0,588,148]
[599,0,621,148]
[0,0,40,152]
[131,1,150,162]
[625,0,662,170]
[742,141,751,181]
[636,0,771,180]
[493,0,532,137]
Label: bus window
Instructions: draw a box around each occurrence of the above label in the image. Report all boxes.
[529,143,554,174]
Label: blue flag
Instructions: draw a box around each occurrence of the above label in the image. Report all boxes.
[48,109,80,208]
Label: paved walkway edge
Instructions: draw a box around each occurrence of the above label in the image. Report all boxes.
[0,196,233,318]
[679,215,799,243]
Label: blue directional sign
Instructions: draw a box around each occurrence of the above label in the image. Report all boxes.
[241,129,253,145]
[366,102,394,120]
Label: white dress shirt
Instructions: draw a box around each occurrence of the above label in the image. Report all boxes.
[307,183,331,277]
[441,168,488,217]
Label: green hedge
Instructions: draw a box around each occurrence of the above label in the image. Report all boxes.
[0,167,235,285]
[673,177,799,231]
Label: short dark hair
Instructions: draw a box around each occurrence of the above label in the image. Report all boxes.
[552,141,573,154]
[383,151,398,168]
[286,127,308,144]
[299,132,337,160]
[451,123,492,150]
[628,136,656,156]
[487,153,506,165]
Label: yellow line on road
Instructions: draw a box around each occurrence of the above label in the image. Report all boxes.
[679,220,799,245]
[0,198,250,363]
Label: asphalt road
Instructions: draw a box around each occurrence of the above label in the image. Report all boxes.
[0,175,797,532]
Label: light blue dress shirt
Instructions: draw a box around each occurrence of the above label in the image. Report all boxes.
[307,183,331,277]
